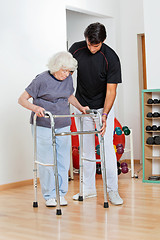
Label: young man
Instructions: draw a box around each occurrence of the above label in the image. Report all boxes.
[69,22,123,205]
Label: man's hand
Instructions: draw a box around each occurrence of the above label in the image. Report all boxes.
[100,115,107,136]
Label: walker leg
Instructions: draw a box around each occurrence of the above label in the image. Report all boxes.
[100,136,109,208]
[33,201,38,208]
[54,165,62,215]
[104,202,109,208]
[53,152,62,214]
[52,126,62,215]
[33,122,38,208]
[33,167,38,208]
[56,209,62,215]
[69,144,74,180]
[79,118,83,201]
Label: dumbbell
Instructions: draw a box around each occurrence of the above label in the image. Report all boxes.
[152,125,158,131]
[146,136,160,145]
[120,162,129,174]
[153,99,159,104]
[146,125,152,131]
[115,127,122,135]
[152,112,160,118]
[146,112,152,118]
[158,126,160,131]
[116,143,124,154]
[146,125,158,131]
[147,98,153,104]
[122,126,131,135]
[117,162,129,174]
[146,137,154,145]
[96,163,101,174]
[154,136,160,145]
[96,144,100,155]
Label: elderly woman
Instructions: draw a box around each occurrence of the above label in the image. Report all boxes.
[18,52,89,207]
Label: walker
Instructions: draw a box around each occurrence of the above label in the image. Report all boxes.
[33,110,109,215]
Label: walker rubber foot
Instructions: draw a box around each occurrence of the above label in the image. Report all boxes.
[104,202,109,208]
[78,196,83,201]
[33,202,38,208]
[56,209,62,215]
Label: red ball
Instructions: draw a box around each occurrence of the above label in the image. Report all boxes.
[121,166,128,174]
[117,147,124,154]
[116,143,124,149]
[121,162,128,168]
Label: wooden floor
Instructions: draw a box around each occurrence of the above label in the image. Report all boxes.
[0,164,160,240]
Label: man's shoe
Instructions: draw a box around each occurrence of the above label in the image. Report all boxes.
[45,198,57,207]
[60,196,68,206]
[73,191,97,201]
[108,191,123,205]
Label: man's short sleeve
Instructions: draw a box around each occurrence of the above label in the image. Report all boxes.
[69,43,76,56]
[107,55,122,84]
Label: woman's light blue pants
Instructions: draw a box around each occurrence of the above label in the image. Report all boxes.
[32,125,71,200]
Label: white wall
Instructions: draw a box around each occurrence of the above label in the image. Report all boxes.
[0,0,144,185]
[143,0,160,89]
[65,0,119,18]
[116,0,144,160]
[143,0,160,174]
[0,0,66,185]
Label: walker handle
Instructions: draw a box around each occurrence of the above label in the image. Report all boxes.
[86,109,98,114]
[43,110,50,118]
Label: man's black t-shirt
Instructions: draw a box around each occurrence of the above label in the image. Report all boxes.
[69,41,122,109]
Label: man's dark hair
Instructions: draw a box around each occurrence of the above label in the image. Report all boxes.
[84,22,107,44]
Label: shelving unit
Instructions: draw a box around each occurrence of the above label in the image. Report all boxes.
[142,89,160,183]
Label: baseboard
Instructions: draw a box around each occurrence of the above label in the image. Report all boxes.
[0,178,40,191]
[121,159,140,164]
[0,160,140,190]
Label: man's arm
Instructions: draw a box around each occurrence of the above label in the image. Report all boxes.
[103,83,117,115]
[100,83,117,136]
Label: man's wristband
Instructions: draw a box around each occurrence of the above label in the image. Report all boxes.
[102,113,108,117]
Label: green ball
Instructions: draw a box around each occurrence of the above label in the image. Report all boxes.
[96,148,100,156]
[115,127,122,135]
[124,128,130,135]
[122,126,128,131]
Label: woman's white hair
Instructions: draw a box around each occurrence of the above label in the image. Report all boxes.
[47,51,77,73]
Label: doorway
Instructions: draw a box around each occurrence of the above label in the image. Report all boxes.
[137,33,147,162]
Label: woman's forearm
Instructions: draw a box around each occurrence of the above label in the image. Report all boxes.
[18,91,36,112]
[68,95,83,111]
[18,90,45,117]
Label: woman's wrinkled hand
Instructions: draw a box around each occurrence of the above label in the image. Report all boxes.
[34,106,45,117]
[81,106,90,114]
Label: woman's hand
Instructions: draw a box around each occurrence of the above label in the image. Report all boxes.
[18,91,45,117]
[34,106,45,117]
[68,95,90,114]
[80,106,90,114]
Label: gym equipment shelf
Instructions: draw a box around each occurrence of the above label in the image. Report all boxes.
[142,89,160,183]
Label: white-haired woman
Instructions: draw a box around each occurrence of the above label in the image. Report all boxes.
[18,52,89,207]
